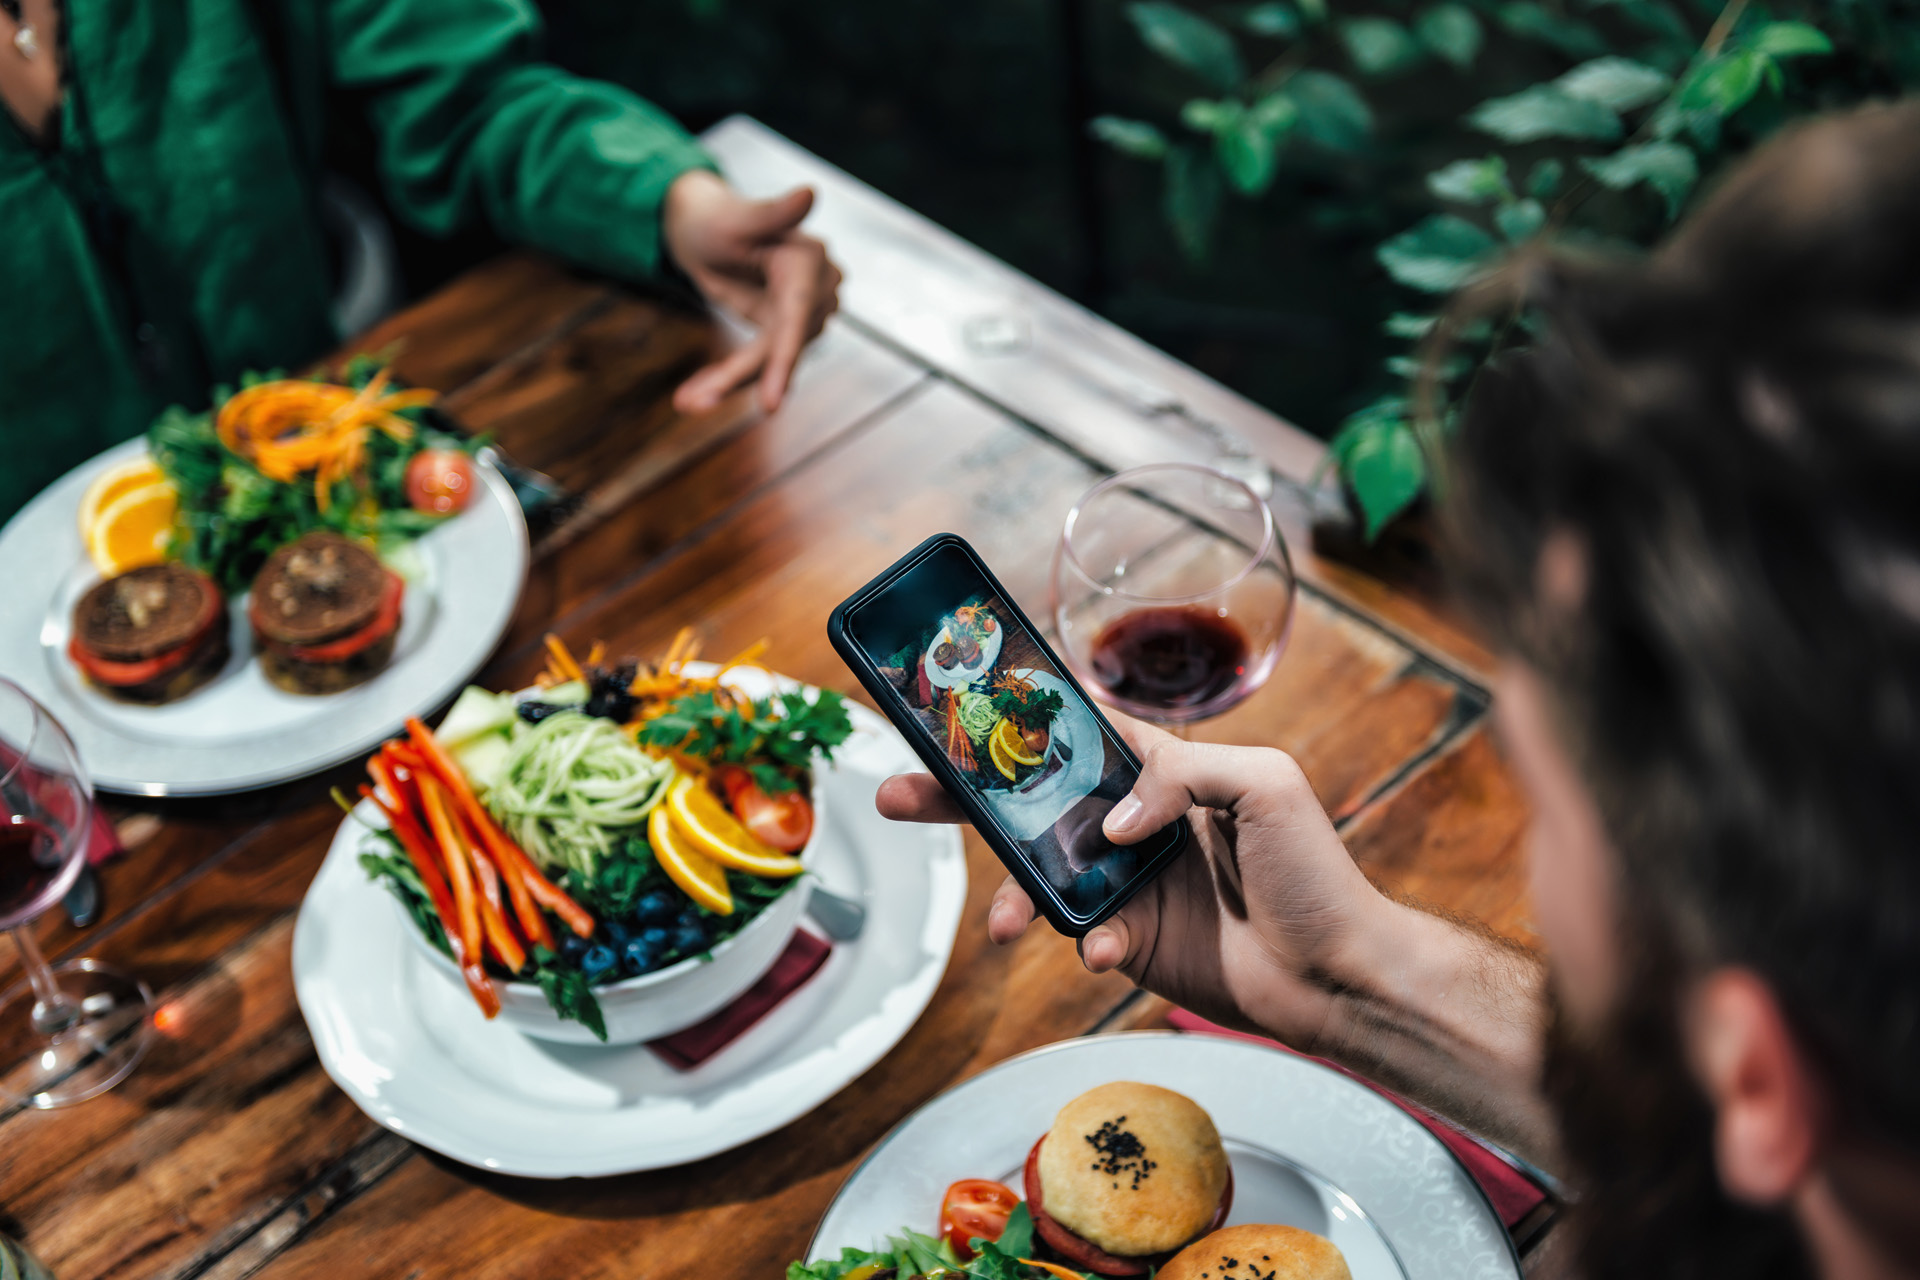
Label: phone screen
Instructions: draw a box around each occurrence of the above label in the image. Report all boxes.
[841,541,1167,922]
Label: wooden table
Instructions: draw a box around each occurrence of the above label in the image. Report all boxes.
[0,119,1539,1279]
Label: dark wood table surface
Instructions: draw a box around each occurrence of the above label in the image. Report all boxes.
[0,121,1540,1279]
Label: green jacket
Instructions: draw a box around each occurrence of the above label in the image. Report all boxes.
[0,0,713,519]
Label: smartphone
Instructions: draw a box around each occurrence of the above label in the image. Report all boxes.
[828,533,1190,937]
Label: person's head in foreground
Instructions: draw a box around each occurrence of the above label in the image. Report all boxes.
[1446,99,1920,1278]
[879,99,1920,1279]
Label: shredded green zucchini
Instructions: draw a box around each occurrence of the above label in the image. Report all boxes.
[487,711,675,876]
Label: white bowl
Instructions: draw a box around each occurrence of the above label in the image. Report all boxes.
[398,772,822,1045]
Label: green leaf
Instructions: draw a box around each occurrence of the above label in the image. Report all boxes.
[1376,214,1498,293]
[1579,140,1698,218]
[1555,56,1672,111]
[1128,2,1247,91]
[1332,407,1428,538]
[1340,17,1422,76]
[1494,197,1546,242]
[1218,95,1298,195]
[1415,3,1483,70]
[1747,21,1832,59]
[1680,50,1767,116]
[1288,69,1373,151]
[1090,115,1170,159]
[1165,144,1223,262]
[1526,157,1565,199]
[1467,85,1622,143]
[1181,98,1242,132]
[1240,2,1301,38]
[1497,2,1608,58]
[1426,155,1510,205]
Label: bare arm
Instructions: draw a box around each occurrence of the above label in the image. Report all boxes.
[878,720,1563,1171]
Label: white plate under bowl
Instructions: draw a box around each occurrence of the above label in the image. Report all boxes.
[808,1034,1520,1280]
[292,700,967,1177]
[0,438,527,796]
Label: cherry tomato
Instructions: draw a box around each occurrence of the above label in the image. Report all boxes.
[733,783,813,853]
[404,450,475,515]
[939,1179,1020,1260]
[710,764,755,808]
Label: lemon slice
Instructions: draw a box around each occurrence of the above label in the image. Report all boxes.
[665,774,806,878]
[85,480,179,576]
[648,803,733,915]
[78,456,167,538]
[994,718,1044,767]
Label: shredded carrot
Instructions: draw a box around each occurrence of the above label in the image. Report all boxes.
[586,641,606,667]
[216,374,436,513]
[543,633,587,686]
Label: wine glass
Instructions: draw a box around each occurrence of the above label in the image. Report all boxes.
[0,678,153,1108]
[1052,463,1296,727]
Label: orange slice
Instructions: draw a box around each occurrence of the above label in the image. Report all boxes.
[84,480,179,575]
[988,729,1019,782]
[648,802,733,915]
[664,774,805,878]
[994,718,1044,767]
[77,456,167,538]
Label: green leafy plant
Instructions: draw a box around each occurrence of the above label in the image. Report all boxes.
[1094,0,1916,538]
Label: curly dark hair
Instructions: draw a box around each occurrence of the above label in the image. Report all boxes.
[1440,100,1920,1267]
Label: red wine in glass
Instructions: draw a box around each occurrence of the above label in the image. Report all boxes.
[1089,607,1251,714]
[0,819,63,923]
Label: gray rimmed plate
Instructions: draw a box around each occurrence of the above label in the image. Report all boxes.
[0,438,527,795]
[807,1032,1521,1280]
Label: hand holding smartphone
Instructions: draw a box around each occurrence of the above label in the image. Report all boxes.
[829,534,1190,936]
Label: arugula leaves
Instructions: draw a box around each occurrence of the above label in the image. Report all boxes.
[785,1205,1092,1280]
[530,947,608,1042]
[990,686,1063,728]
[146,365,475,593]
[635,687,854,789]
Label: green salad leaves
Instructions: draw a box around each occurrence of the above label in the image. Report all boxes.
[636,687,853,793]
[787,1205,1093,1280]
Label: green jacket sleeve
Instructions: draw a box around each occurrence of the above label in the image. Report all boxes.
[323,0,715,281]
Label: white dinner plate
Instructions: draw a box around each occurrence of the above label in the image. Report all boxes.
[291,699,968,1177]
[808,1033,1520,1280]
[0,438,527,795]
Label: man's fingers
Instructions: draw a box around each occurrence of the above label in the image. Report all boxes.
[754,242,823,412]
[1103,739,1308,844]
[987,876,1035,945]
[731,186,815,244]
[1079,914,1132,973]
[673,334,768,414]
[875,773,967,824]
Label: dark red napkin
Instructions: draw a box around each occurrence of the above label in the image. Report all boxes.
[88,806,123,866]
[1165,1009,1549,1228]
[648,929,833,1069]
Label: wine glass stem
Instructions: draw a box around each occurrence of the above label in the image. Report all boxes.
[11,926,76,1035]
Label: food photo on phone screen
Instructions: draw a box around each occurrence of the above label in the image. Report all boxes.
[869,592,1138,914]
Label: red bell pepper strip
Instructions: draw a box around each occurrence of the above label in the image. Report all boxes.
[405,717,594,939]
[363,779,498,1018]
[418,773,484,982]
[451,804,529,974]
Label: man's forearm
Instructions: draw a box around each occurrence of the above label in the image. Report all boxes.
[1307,896,1563,1172]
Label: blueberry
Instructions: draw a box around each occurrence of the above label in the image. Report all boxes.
[558,932,590,962]
[580,944,617,978]
[622,936,663,976]
[675,907,706,931]
[636,891,677,925]
[600,920,630,947]
[672,924,709,956]
[639,925,670,949]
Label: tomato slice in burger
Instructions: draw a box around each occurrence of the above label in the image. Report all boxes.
[940,1179,1021,1260]
[285,572,404,663]
[67,584,223,687]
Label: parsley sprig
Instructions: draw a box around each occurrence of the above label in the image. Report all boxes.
[636,688,853,792]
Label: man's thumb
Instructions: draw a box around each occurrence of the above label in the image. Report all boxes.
[735,186,815,239]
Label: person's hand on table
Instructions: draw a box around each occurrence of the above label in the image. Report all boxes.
[662,170,843,416]
[875,716,1394,1052]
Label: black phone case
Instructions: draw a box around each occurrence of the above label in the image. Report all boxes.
[827,532,1190,937]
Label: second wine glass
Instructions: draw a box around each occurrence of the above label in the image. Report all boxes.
[1052,463,1295,726]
